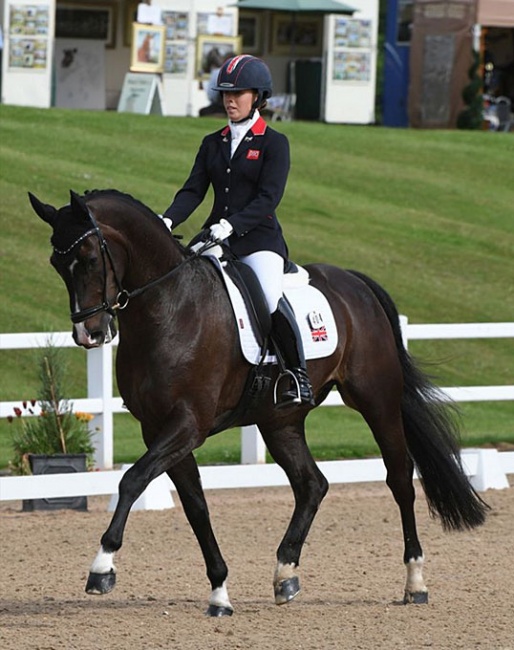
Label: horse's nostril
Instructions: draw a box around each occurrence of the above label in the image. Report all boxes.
[90,331,106,345]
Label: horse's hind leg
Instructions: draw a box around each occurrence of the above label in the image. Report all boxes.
[351,387,428,604]
[260,420,329,605]
[167,454,233,617]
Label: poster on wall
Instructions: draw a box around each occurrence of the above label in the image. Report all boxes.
[334,18,372,49]
[162,11,189,75]
[332,17,373,82]
[8,3,50,70]
[197,12,234,37]
[332,51,371,82]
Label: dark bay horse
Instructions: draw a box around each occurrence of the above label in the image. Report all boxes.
[29,189,488,616]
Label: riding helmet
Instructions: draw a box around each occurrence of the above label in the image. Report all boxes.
[212,54,273,107]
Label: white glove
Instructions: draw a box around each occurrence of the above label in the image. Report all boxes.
[190,240,205,253]
[209,219,233,242]
[160,215,173,232]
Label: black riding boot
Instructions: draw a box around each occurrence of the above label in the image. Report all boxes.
[271,298,315,408]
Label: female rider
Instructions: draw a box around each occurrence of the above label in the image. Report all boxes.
[162,54,314,407]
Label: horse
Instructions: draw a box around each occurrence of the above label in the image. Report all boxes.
[137,33,154,63]
[29,189,489,616]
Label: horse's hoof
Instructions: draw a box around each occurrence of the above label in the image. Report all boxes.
[403,590,428,604]
[274,576,301,605]
[85,571,116,595]
[205,604,234,617]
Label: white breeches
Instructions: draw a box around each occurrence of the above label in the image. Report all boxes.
[238,251,284,313]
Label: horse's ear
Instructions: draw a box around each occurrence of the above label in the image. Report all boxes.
[28,192,57,226]
[69,190,94,226]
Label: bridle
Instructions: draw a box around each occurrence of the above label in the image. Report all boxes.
[54,208,213,325]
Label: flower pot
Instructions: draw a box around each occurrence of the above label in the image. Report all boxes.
[22,453,88,512]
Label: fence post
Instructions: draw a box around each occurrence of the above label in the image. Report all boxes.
[399,314,409,349]
[87,346,114,469]
[241,425,266,464]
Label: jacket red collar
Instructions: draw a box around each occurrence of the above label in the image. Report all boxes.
[221,116,267,137]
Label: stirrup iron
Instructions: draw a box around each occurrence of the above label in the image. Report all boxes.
[273,369,302,407]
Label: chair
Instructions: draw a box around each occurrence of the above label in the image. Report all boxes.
[266,94,297,122]
[495,96,512,132]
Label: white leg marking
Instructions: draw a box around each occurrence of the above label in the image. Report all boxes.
[90,547,116,575]
[274,561,296,586]
[405,556,427,594]
[209,581,233,610]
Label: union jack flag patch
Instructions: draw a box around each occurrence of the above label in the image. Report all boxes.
[246,149,260,160]
[308,310,328,343]
[311,326,328,342]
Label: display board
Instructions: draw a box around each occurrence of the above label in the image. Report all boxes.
[117,73,163,114]
[2,0,55,107]
[322,0,379,124]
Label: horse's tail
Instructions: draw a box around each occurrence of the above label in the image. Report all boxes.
[347,270,489,531]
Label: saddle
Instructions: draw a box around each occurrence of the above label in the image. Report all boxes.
[222,260,271,349]
[190,243,337,434]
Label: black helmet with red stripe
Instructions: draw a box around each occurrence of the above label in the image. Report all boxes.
[213,54,273,107]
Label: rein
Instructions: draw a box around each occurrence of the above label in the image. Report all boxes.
[59,209,214,325]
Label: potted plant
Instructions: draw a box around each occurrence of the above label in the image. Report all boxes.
[8,340,96,511]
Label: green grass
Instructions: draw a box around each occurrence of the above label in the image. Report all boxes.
[1,105,513,469]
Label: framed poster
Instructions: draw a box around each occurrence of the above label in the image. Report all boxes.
[238,11,262,54]
[271,14,322,56]
[56,3,117,48]
[196,34,241,79]
[130,23,166,73]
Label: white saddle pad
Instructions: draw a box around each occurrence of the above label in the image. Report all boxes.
[207,256,338,365]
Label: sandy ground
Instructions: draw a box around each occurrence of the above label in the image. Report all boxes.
[1,479,513,650]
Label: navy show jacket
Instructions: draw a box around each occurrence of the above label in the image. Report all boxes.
[164,116,290,259]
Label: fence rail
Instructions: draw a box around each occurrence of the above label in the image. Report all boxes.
[1,319,513,469]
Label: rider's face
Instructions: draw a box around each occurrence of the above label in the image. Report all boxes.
[223,90,258,122]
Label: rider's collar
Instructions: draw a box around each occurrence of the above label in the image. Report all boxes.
[221,112,267,138]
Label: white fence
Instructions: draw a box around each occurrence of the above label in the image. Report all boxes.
[1,320,513,504]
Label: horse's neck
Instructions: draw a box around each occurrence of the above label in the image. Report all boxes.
[106,214,185,288]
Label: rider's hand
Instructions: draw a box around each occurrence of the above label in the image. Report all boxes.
[159,215,173,232]
[209,219,233,242]
[190,240,205,253]
[157,214,173,231]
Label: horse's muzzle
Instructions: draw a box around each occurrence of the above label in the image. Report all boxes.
[73,315,117,348]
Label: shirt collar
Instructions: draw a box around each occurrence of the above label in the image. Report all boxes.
[220,111,267,138]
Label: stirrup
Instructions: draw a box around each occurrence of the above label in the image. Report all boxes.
[273,369,314,409]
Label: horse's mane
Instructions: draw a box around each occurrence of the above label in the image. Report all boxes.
[83,189,188,254]
[84,189,157,220]
[48,188,187,257]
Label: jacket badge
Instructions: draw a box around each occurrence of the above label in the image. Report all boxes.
[246,149,260,160]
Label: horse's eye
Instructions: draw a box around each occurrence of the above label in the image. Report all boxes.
[78,255,97,270]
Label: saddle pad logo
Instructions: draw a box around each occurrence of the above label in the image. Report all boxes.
[246,149,260,160]
[308,310,328,342]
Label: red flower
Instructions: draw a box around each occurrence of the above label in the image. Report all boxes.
[13,407,22,417]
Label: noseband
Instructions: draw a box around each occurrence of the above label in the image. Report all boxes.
[54,207,203,325]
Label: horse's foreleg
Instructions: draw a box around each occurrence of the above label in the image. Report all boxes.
[167,454,233,617]
[261,423,329,605]
[85,427,195,596]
